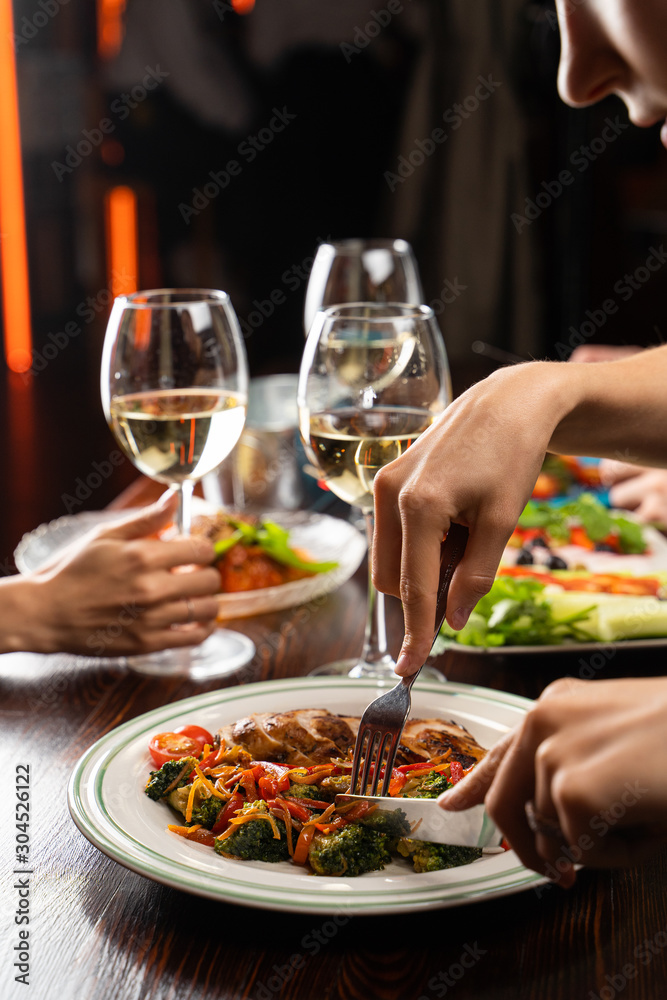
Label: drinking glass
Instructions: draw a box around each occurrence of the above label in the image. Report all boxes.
[303,238,424,337]
[298,303,451,679]
[101,288,255,679]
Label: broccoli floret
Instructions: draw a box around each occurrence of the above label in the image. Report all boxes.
[214,802,289,863]
[359,807,411,848]
[308,824,392,877]
[403,771,453,799]
[397,838,482,872]
[189,796,224,829]
[284,783,333,802]
[145,757,198,801]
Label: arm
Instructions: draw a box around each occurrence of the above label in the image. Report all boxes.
[438,676,667,883]
[373,347,667,675]
[0,493,221,656]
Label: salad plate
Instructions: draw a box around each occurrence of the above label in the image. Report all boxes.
[68,677,546,915]
[14,505,366,620]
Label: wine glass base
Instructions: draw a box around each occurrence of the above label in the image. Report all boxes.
[125,629,255,681]
[309,657,446,683]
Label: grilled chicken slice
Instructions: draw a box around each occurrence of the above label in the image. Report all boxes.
[217,710,486,769]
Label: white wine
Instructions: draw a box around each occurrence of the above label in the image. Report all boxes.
[307,406,434,512]
[109,388,246,484]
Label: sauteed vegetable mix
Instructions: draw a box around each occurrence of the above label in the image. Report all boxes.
[145,725,487,876]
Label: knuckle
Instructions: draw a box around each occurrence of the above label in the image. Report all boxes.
[398,484,441,521]
[399,575,431,608]
[464,572,496,603]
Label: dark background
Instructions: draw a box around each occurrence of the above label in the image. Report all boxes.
[2,0,667,567]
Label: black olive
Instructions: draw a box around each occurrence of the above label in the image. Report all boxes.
[516,548,534,565]
[527,536,549,549]
[546,554,568,570]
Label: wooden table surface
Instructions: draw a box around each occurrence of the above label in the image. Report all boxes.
[2,480,667,1000]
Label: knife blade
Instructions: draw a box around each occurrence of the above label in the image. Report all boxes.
[334,794,500,848]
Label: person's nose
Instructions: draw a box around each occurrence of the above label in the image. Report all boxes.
[556,2,624,108]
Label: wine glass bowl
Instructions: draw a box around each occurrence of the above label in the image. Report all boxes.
[298,303,451,679]
[101,288,255,678]
[303,238,424,337]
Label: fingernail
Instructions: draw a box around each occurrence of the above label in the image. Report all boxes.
[450,606,473,630]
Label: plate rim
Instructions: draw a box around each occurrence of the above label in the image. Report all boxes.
[67,677,545,914]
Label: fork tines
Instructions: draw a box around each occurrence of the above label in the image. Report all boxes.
[349,725,401,797]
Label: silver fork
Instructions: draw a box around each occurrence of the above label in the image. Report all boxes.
[348,523,469,797]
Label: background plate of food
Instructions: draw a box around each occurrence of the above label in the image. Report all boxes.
[14,502,367,620]
[68,677,545,915]
[437,492,667,654]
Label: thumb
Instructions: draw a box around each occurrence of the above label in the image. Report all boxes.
[102,491,179,541]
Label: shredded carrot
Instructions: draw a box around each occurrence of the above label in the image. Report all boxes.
[193,762,229,800]
[168,823,203,838]
[185,778,203,823]
[301,802,336,829]
[271,804,294,856]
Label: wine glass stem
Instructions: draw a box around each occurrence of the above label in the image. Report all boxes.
[360,511,390,664]
[176,479,195,536]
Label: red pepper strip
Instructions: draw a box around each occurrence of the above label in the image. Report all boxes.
[341,801,376,822]
[266,797,312,823]
[293,825,316,865]
[211,791,244,834]
[449,761,464,784]
[286,797,332,810]
[258,763,291,792]
[395,762,434,774]
[258,775,279,800]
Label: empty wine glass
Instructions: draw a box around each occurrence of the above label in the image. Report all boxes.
[101,288,255,679]
[298,303,451,680]
[303,238,424,337]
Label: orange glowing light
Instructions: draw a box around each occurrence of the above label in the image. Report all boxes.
[97,0,127,60]
[232,0,255,13]
[0,4,32,373]
[105,185,138,299]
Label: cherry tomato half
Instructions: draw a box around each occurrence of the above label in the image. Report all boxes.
[174,725,215,753]
[148,732,200,768]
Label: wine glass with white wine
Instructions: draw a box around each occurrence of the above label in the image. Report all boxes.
[298,303,451,679]
[303,238,424,337]
[101,288,254,679]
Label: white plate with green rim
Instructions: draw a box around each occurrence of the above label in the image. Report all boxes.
[68,677,546,914]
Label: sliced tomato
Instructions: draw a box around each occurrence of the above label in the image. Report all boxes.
[258,775,279,800]
[148,732,200,768]
[568,525,595,550]
[174,725,215,755]
[449,761,464,784]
